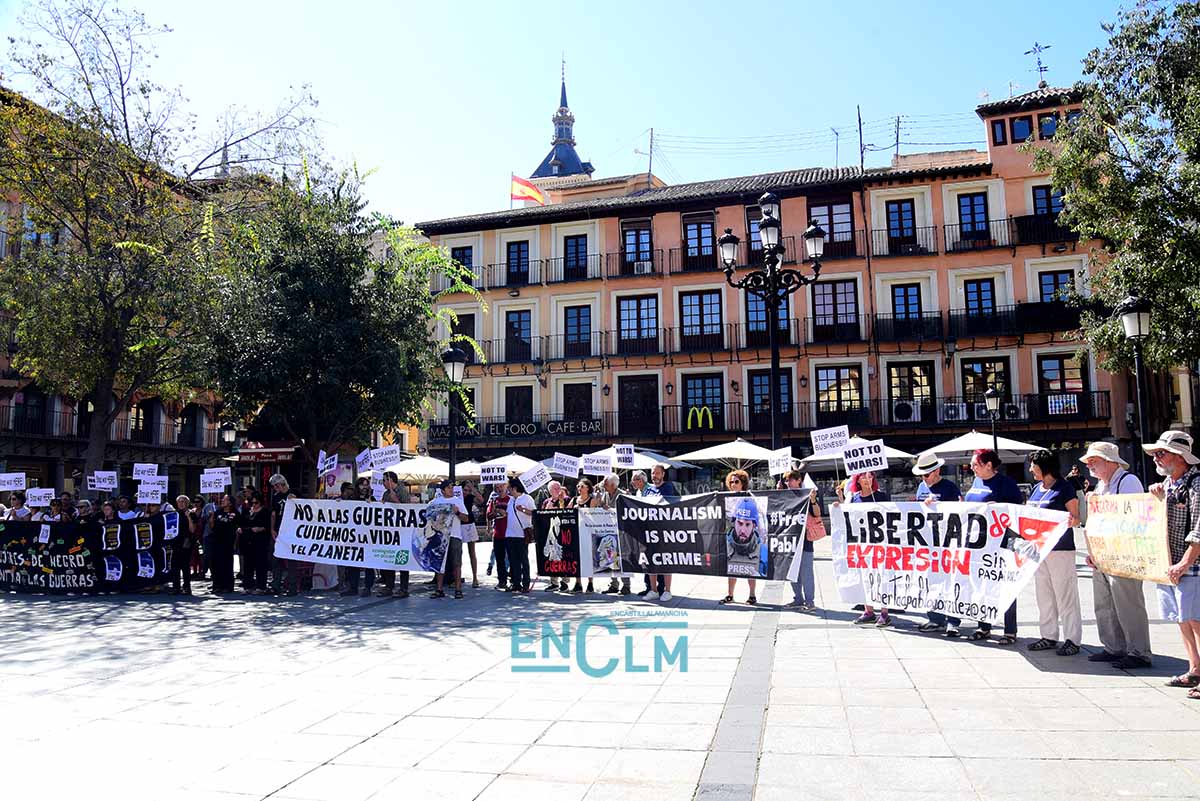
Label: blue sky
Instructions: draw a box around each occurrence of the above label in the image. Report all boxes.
[0,0,1122,224]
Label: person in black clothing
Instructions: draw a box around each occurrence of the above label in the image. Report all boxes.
[237,489,272,594]
[268,475,296,596]
[171,494,197,596]
[210,493,239,593]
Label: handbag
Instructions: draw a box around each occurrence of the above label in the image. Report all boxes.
[523,526,535,544]
[806,513,827,541]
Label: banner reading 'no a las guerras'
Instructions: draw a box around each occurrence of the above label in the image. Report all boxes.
[275,499,448,573]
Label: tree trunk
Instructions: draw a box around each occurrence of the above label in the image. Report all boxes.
[82,373,116,490]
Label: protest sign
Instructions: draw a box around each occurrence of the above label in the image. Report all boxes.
[26,488,55,507]
[0,472,27,492]
[811,425,850,456]
[137,476,168,492]
[769,446,793,476]
[480,462,508,485]
[1085,493,1171,584]
[842,439,887,476]
[831,501,1069,625]
[581,453,612,477]
[370,445,402,472]
[86,476,97,492]
[200,473,226,494]
[578,508,627,578]
[133,463,159,480]
[92,470,118,491]
[370,476,385,501]
[136,488,163,506]
[552,452,581,478]
[317,450,338,478]
[520,463,552,493]
[203,466,232,485]
[534,508,582,578]
[274,498,444,572]
[614,444,635,469]
[355,448,372,476]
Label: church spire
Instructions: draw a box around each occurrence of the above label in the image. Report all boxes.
[560,56,568,108]
[529,61,593,180]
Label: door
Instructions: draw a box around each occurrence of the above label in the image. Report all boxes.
[618,376,659,437]
[886,199,917,252]
[505,310,532,362]
[506,240,530,286]
[564,234,588,281]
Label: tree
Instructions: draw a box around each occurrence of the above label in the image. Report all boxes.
[204,168,480,487]
[0,0,313,477]
[1030,0,1200,370]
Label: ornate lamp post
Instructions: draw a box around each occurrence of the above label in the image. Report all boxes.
[1117,295,1152,481]
[984,386,1002,454]
[441,346,468,483]
[719,192,825,450]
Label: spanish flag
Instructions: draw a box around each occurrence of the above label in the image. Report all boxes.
[510,174,547,206]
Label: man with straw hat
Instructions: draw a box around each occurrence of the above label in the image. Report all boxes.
[912,452,963,637]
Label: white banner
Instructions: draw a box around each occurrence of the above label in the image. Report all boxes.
[133,463,159,480]
[0,472,27,492]
[578,507,630,579]
[200,473,226,494]
[552,452,581,478]
[581,453,612,477]
[520,464,552,493]
[274,498,447,573]
[136,488,163,505]
[370,445,402,472]
[768,446,793,476]
[92,470,118,491]
[371,475,385,501]
[842,439,887,476]
[480,463,508,485]
[203,466,232,484]
[86,476,97,492]
[832,501,1069,625]
[355,448,372,476]
[614,444,636,470]
[811,425,850,456]
[26,488,55,507]
[138,476,169,492]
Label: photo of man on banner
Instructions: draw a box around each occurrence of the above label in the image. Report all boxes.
[726,496,768,578]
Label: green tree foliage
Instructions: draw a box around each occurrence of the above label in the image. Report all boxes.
[1030,0,1200,369]
[205,169,481,484]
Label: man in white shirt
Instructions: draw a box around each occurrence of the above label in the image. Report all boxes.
[428,479,470,599]
[1082,441,1151,668]
[505,477,536,593]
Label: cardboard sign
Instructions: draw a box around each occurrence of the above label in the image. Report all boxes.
[842,439,887,476]
[1085,493,1172,584]
[480,462,508,485]
[26,488,55,507]
[553,452,581,478]
[133,463,159,480]
[92,470,118,491]
[136,488,163,506]
[138,476,168,492]
[370,445,401,472]
[317,450,338,478]
[581,453,612,477]
[520,463,552,493]
[768,446,793,476]
[86,476,98,492]
[614,444,636,470]
[200,472,227,494]
[355,448,372,476]
[370,475,385,501]
[811,425,850,456]
[0,473,27,492]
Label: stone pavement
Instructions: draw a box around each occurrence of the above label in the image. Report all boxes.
[4,540,1200,801]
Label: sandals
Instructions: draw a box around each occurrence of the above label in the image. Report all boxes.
[1188,687,1200,700]
[1027,638,1058,651]
[430,590,446,599]
[719,595,734,605]
[1165,673,1200,688]
[917,622,943,632]
[1056,640,1080,656]
[996,634,1017,646]
[747,596,757,605]
[969,629,990,641]
[454,590,464,599]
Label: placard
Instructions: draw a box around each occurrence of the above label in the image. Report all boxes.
[842,439,887,476]
[614,444,636,469]
[768,446,793,476]
[200,473,226,494]
[355,448,372,475]
[480,462,508,485]
[534,508,581,578]
[581,453,612,477]
[370,445,402,472]
[1085,493,1171,584]
[136,488,164,505]
[317,450,338,478]
[26,488,56,507]
[203,466,233,485]
[137,476,168,492]
[133,463,159,480]
[0,472,27,492]
[370,475,385,501]
[553,452,581,478]
[811,425,850,456]
[86,476,97,492]
[520,463,552,494]
[92,470,118,491]
[274,499,443,573]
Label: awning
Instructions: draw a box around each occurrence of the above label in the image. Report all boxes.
[233,441,299,463]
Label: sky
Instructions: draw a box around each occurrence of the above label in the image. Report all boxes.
[0,0,1124,225]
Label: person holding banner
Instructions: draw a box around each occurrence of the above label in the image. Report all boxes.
[210,493,240,594]
[117,495,139,520]
[721,470,758,606]
[847,471,893,627]
[3,491,31,521]
[506,477,535,593]
[542,482,572,591]
[171,494,196,596]
[568,479,598,593]
[964,449,1025,644]
[1024,451,1082,656]
[1145,431,1200,695]
[598,474,633,596]
[33,497,64,522]
[486,482,511,590]
[913,453,964,636]
[785,470,822,611]
[379,472,411,598]
[429,479,471,599]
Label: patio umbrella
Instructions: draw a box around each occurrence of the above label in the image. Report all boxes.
[477,452,540,476]
[674,438,778,470]
[797,437,916,473]
[584,446,698,472]
[923,430,1043,465]
[388,455,451,482]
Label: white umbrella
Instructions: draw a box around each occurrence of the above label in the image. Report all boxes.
[585,446,697,472]
[924,430,1043,465]
[674,437,778,470]
[797,437,916,473]
[388,455,451,482]
[477,452,540,476]
[455,459,483,477]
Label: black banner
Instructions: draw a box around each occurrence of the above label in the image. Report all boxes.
[534,509,583,578]
[0,512,179,594]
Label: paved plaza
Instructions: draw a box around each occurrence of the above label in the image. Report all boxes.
[5,540,1200,801]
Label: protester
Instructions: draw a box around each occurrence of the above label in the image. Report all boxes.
[237,489,271,595]
[59,492,76,522]
[912,452,964,636]
[784,470,822,611]
[505,476,535,593]
[721,469,757,606]
[75,499,95,523]
[1023,450,1081,656]
[1082,442,1151,668]
[486,481,511,590]
[1144,431,1200,696]
[566,478,598,593]
[188,498,205,577]
[542,481,572,591]
[267,475,296,597]
[171,494,195,596]
[339,481,375,597]
[4,491,31,521]
[845,471,893,627]
[200,492,218,580]
[651,463,678,500]
[116,495,139,520]
[631,470,669,598]
[378,471,410,598]
[458,480,481,589]
[209,493,239,594]
[99,500,117,522]
[428,479,470,599]
[964,448,1024,643]
[597,473,632,595]
[33,498,64,522]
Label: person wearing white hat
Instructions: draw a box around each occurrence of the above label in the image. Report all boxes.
[1081,441,1151,668]
[912,452,964,636]
[1145,431,1200,695]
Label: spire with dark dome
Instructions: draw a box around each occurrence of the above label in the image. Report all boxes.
[530,61,593,180]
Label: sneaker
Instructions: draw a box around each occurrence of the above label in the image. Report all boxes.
[495,584,509,592]
[660,591,672,602]
[875,614,893,629]
[644,591,659,601]
[1088,650,1125,663]
[637,589,649,597]
[800,602,817,612]
[852,612,877,625]
[1113,654,1152,669]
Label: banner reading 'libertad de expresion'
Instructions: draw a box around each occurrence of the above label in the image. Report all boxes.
[274,499,447,573]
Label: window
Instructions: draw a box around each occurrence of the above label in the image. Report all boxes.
[963,278,996,315]
[746,291,790,347]
[562,383,593,421]
[1032,185,1065,216]
[811,279,859,341]
[451,313,476,364]
[748,369,792,430]
[1038,270,1074,303]
[1038,112,1059,139]
[816,366,862,410]
[504,385,533,422]
[957,192,989,236]
[991,119,1008,146]
[564,234,588,280]
[617,295,658,354]
[891,284,922,319]
[1010,116,1033,143]
[1039,353,1087,416]
[886,199,916,244]
[1065,108,1083,127]
[888,362,934,424]
[808,201,855,258]
[960,358,1010,401]
[564,305,591,357]
[506,240,530,285]
[682,213,715,270]
[13,388,46,435]
[683,374,724,430]
[450,246,473,268]
[745,206,763,264]
[504,309,532,361]
[621,221,652,272]
[679,290,723,350]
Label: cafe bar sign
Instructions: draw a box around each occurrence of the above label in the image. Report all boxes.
[430,418,603,440]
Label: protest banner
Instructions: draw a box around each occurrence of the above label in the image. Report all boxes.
[136,488,163,506]
[582,453,612,477]
[92,470,118,491]
[578,507,627,579]
[480,462,508,485]
[534,508,582,578]
[553,452,581,478]
[842,439,887,475]
[317,450,338,478]
[355,448,372,476]
[1085,493,1171,584]
[0,472,27,492]
[370,445,402,472]
[200,473,225,494]
[274,498,446,573]
[138,476,168,492]
[614,444,635,469]
[520,463,552,493]
[831,501,1069,625]
[811,425,850,456]
[768,446,793,476]
[133,463,159,479]
[203,466,232,485]
[26,488,55,507]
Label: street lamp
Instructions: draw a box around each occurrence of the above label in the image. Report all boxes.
[1117,294,1152,481]
[442,345,468,484]
[984,387,1002,454]
[721,192,824,450]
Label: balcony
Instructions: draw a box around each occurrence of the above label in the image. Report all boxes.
[807,314,865,344]
[944,218,1013,253]
[669,245,719,274]
[666,323,733,354]
[819,231,865,262]
[662,402,745,436]
[605,249,664,279]
[484,259,543,288]
[1011,213,1078,247]
[739,235,800,268]
[0,405,220,448]
[738,318,799,349]
[1017,300,1082,333]
[544,254,603,284]
[936,393,1110,425]
[611,328,664,357]
[870,226,938,258]
[872,312,944,342]
[431,264,483,293]
[429,414,610,442]
[948,305,1019,338]
[478,336,542,364]
[543,332,607,361]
